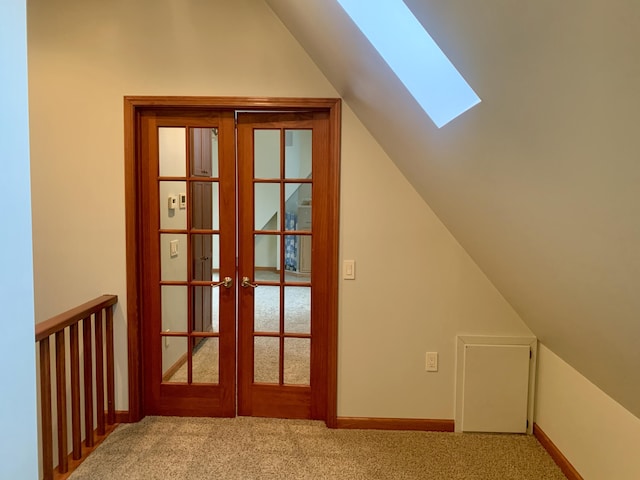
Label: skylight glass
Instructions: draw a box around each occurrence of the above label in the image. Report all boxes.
[335,0,481,128]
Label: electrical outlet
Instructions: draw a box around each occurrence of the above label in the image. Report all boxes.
[426,352,438,372]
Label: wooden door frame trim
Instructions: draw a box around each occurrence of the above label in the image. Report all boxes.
[124,96,341,426]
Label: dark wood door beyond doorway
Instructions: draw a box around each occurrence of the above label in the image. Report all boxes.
[125,97,341,426]
[191,128,214,345]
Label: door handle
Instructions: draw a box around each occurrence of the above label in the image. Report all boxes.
[211,276,233,288]
[241,276,258,289]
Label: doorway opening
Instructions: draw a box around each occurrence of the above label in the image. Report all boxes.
[124,97,340,426]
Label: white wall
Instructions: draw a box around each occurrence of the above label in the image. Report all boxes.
[338,106,531,418]
[536,345,640,479]
[266,0,640,419]
[27,0,531,419]
[0,0,39,478]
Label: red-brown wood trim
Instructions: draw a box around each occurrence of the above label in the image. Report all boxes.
[94,311,105,436]
[217,111,238,418]
[325,101,341,428]
[533,423,584,480]
[125,96,339,110]
[55,331,68,473]
[39,338,53,480]
[236,113,256,417]
[34,295,117,342]
[336,417,455,432]
[69,323,82,460]
[113,410,131,423]
[124,96,341,424]
[124,96,143,422]
[106,306,116,425]
[82,318,94,448]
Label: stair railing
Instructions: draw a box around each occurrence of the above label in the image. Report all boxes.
[35,294,118,480]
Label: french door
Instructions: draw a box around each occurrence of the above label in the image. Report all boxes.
[135,103,338,421]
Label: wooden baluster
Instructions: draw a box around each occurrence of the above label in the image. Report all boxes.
[95,310,105,436]
[55,330,68,474]
[69,323,81,460]
[34,295,118,479]
[82,316,94,447]
[39,338,53,480]
[106,306,115,425]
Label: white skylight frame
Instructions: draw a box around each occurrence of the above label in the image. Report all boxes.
[335,0,481,128]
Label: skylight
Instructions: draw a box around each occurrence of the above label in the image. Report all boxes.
[335,0,481,128]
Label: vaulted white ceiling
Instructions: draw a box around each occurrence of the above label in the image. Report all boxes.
[266,0,640,417]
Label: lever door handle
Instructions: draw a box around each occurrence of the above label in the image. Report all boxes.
[241,276,258,289]
[211,276,233,288]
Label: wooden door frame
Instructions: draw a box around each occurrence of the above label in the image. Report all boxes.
[124,96,341,426]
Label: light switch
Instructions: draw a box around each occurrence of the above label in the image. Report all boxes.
[179,193,186,209]
[170,239,179,257]
[343,260,355,280]
[426,352,438,372]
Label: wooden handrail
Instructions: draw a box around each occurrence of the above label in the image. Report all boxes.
[35,295,117,342]
[35,295,118,480]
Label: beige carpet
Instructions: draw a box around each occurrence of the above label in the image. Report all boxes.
[68,416,566,480]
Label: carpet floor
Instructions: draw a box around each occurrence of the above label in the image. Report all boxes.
[68,416,566,480]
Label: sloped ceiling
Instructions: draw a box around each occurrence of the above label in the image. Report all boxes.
[265,0,640,417]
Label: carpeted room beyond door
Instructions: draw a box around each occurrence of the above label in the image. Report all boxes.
[67,416,566,480]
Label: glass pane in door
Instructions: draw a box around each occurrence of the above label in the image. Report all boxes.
[284,286,310,334]
[160,234,187,281]
[255,286,280,333]
[190,234,219,281]
[283,338,310,385]
[191,182,220,230]
[159,181,187,229]
[254,130,280,178]
[284,183,312,231]
[161,286,187,333]
[159,127,186,177]
[254,336,279,383]
[192,286,214,333]
[192,337,219,384]
[284,129,312,179]
[161,336,187,384]
[254,234,280,279]
[254,183,280,231]
[282,235,311,277]
[190,128,219,177]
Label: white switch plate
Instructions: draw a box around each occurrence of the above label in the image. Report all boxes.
[179,193,187,209]
[426,352,438,372]
[169,239,179,257]
[343,260,355,280]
